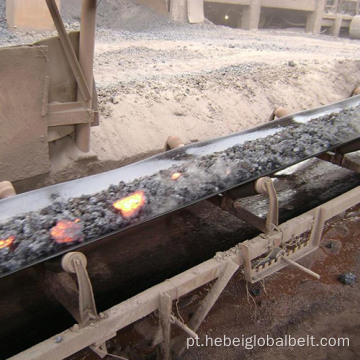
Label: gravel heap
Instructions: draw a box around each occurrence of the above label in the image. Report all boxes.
[0,106,359,276]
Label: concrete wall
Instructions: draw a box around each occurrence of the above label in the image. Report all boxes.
[6,0,61,32]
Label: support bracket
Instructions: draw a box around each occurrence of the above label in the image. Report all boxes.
[241,205,324,283]
[61,252,99,326]
[223,177,279,234]
[317,140,360,174]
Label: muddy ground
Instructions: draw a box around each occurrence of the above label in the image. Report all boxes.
[0,1,360,359]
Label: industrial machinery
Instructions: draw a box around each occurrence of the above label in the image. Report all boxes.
[1,1,360,359]
[0,95,360,359]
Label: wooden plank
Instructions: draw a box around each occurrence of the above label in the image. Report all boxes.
[0,46,50,181]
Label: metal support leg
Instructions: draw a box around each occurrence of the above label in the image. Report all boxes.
[76,0,97,152]
[172,259,239,356]
[158,293,172,360]
[230,177,279,234]
[306,0,326,34]
[241,0,261,30]
[61,252,98,325]
[331,15,342,36]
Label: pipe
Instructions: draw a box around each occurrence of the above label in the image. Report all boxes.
[76,0,97,152]
[0,181,16,199]
[170,315,199,339]
[282,257,320,279]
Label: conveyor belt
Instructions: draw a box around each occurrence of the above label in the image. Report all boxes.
[0,95,360,277]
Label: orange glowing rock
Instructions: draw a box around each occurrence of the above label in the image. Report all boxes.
[50,219,83,244]
[0,236,15,249]
[113,191,146,218]
[171,172,182,181]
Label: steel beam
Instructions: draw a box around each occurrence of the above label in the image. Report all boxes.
[76,0,97,152]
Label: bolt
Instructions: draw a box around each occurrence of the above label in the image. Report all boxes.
[54,336,63,343]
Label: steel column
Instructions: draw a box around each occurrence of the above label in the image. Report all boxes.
[76,0,97,152]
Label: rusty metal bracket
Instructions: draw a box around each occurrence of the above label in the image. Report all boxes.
[224,177,279,234]
[240,205,325,283]
[171,259,239,357]
[61,252,99,326]
[61,252,115,358]
[317,141,360,173]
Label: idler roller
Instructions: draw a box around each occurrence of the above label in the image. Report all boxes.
[0,181,16,199]
[165,136,185,151]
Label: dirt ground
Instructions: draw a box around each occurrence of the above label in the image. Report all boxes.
[1,1,360,359]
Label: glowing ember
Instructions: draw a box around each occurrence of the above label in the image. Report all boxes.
[171,172,182,181]
[50,219,83,244]
[0,236,15,250]
[113,191,146,218]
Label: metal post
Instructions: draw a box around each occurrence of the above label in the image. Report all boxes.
[172,259,239,356]
[76,0,97,152]
[241,0,261,30]
[306,0,326,34]
[158,293,172,360]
